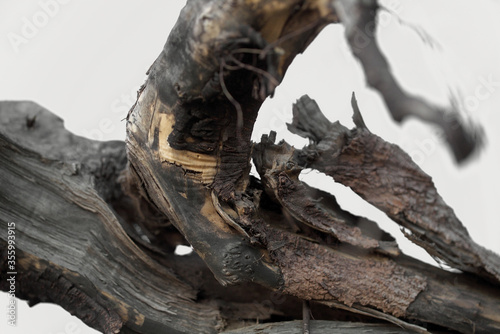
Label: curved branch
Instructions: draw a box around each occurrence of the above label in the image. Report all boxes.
[2,1,499,334]
[334,0,482,162]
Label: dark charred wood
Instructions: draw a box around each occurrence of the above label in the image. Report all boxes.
[0,101,398,334]
[2,1,499,334]
[126,0,338,287]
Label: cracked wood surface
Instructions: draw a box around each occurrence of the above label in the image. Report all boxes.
[287,95,500,283]
[126,0,338,287]
[2,97,500,334]
[0,101,351,333]
[0,102,222,334]
[1,0,497,333]
[252,121,500,333]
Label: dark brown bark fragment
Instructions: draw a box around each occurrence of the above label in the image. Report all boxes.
[266,232,426,317]
[399,254,500,334]
[253,135,398,254]
[288,95,500,284]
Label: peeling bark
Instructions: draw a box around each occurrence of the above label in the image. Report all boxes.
[287,95,500,283]
[2,93,500,334]
[267,233,426,317]
[1,0,497,333]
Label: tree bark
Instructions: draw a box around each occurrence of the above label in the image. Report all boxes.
[1,1,498,334]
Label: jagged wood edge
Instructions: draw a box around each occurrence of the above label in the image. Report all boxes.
[252,126,500,333]
[0,101,390,334]
[287,94,500,283]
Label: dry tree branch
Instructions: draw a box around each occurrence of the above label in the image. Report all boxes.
[334,0,482,162]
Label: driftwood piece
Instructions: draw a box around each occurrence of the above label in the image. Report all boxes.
[0,101,354,333]
[253,124,500,333]
[1,1,498,333]
[126,0,339,287]
[253,131,398,254]
[0,101,223,334]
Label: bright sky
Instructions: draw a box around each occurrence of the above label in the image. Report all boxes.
[1,1,499,333]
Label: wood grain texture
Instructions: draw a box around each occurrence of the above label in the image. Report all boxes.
[0,101,222,334]
[2,89,500,334]
[287,95,500,284]
[1,1,498,333]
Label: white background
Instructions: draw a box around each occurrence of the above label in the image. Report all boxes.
[1,1,499,333]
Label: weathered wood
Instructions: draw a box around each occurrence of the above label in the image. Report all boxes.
[126,0,338,287]
[399,254,500,334]
[221,320,417,334]
[253,125,500,333]
[287,95,500,283]
[0,101,222,334]
[253,133,398,254]
[1,1,498,333]
[2,92,500,334]
[0,101,357,334]
[333,0,482,162]
[123,1,499,333]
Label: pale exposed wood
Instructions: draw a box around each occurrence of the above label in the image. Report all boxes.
[0,1,497,333]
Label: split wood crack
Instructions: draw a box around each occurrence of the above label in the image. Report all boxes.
[1,1,499,333]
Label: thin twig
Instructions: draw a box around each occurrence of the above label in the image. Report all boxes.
[227,55,280,87]
[260,20,320,59]
[302,300,311,334]
[219,59,243,142]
